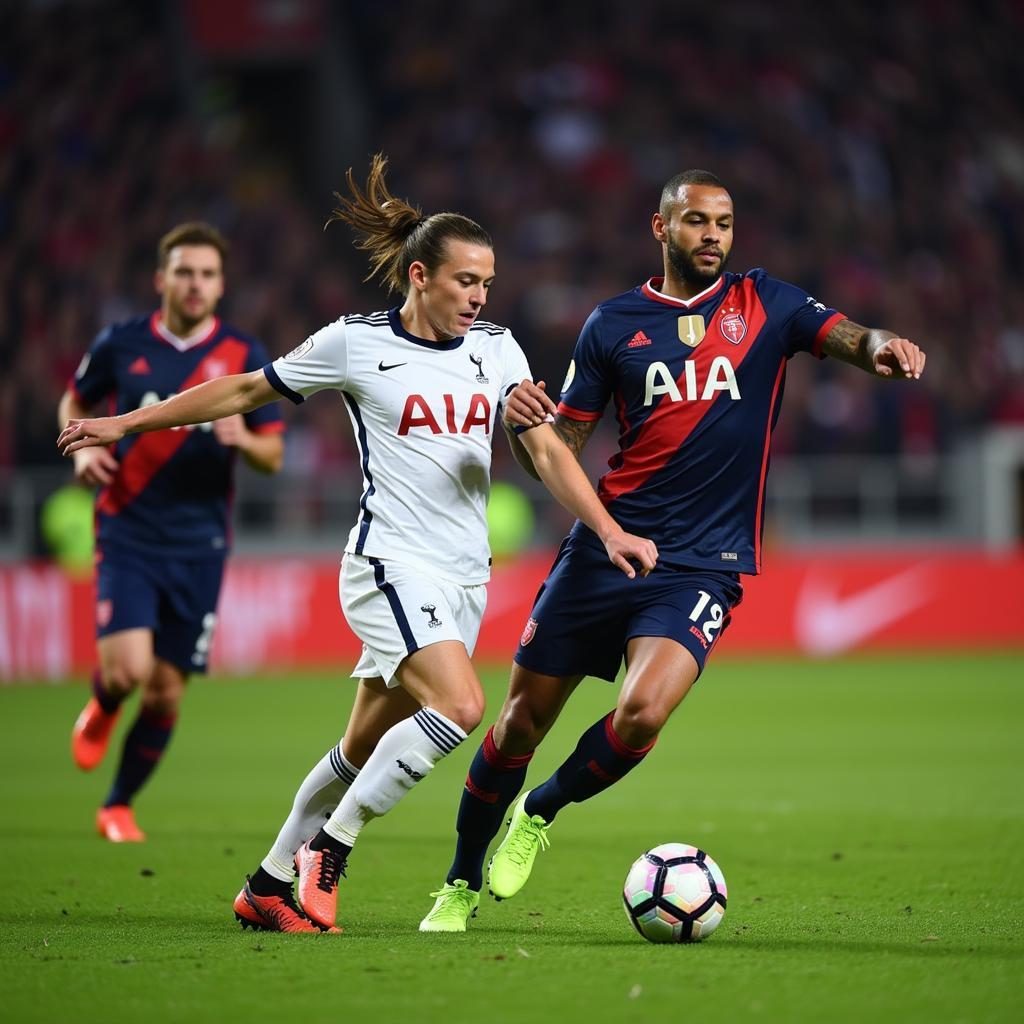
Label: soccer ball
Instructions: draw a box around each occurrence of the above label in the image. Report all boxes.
[622,843,728,943]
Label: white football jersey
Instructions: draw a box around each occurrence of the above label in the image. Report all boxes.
[266,308,532,584]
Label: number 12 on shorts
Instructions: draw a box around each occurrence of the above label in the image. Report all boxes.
[688,590,724,644]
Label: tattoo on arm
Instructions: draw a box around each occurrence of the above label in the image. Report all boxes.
[553,415,598,463]
[821,319,895,373]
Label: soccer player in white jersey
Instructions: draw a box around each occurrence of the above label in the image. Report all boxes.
[58,154,658,934]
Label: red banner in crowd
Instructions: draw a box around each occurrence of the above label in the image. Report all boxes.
[1,550,1021,681]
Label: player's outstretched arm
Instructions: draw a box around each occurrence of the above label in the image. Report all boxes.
[518,423,658,579]
[58,370,279,455]
[820,319,926,380]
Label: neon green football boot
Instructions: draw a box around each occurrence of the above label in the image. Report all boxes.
[487,790,551,900]
[419,879,480,932]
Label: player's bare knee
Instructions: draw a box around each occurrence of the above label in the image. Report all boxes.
[142,678,185,716]
[495,699,544,753]
[443,692,485,735]
[613,702,666,749]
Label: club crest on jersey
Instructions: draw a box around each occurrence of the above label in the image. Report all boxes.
[520,617,538,646]
[720,312,747,345]
[203,358,229,380]
[469,353,489,382]
[285,338,313,360]
[677,314,706,348]
[421,603,443,629]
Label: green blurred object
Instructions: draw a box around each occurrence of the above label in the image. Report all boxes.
[487,480,535,558]
[40,484,94,574]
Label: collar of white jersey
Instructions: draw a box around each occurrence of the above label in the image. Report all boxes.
[641,276,724,308]
[149,311,221,351]
[387,307,465,350]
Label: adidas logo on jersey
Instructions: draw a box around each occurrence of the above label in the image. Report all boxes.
[128,356,152,375]
[627,330,653,348]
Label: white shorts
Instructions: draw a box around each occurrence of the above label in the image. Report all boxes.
[340,553,488,686]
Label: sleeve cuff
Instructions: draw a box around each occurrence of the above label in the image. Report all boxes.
[263,363,304,405]
[556,401,602,422]
[813,312,846,359]
[249,419,286,435]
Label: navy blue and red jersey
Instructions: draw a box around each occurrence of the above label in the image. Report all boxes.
[559,270,845,575]
[69,312,284,558]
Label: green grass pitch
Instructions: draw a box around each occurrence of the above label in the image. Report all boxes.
[1,653,1022,1024]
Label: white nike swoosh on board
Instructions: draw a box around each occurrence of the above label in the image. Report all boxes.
[793,563,933,656]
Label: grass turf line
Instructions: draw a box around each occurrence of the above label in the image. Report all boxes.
[1,653,1022,1024]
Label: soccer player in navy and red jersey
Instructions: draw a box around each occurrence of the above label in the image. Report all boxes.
[58,222,285,843]
[419,169,927,930]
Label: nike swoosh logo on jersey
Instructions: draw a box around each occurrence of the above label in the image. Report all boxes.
[793,564,932,655]
[378,361,407,372]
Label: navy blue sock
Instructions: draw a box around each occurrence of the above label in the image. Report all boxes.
[103,707,176,807]
[92,669,125,714]
[447,726,533,890]
[525,712,655,823]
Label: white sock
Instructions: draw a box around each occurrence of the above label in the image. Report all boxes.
[261,740,360,882]
[323,708,466,849]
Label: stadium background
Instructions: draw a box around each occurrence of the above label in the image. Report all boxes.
[1,4,1022,1023]
[1,0,1022,674]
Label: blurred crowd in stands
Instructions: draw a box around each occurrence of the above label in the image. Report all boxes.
[3,0,1023,480]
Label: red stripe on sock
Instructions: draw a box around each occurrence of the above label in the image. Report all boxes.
[139,708,178,731]
[482,726,534,770]
[586,759,617,783]
[604,712,656,759]
[464,775,499,803]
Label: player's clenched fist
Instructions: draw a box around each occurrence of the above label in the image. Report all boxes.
[212,413,250,449]
[71,446,120,486]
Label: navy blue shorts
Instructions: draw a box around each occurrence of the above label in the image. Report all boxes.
[514,534,744,682]
[95,544,225,675]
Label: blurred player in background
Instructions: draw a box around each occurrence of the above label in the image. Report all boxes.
[59,223,285,843]
[58,156,657,933]
[420,169,927,931]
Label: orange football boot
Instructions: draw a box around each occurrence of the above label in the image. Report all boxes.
[72,697,121,771]
[96,805,146,843]
[233,878,339,933]
[295,839,347,930]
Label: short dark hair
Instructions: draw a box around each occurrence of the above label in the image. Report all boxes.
[660,170,728,215]
[328,153,492,295]
[157,222,229,269]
